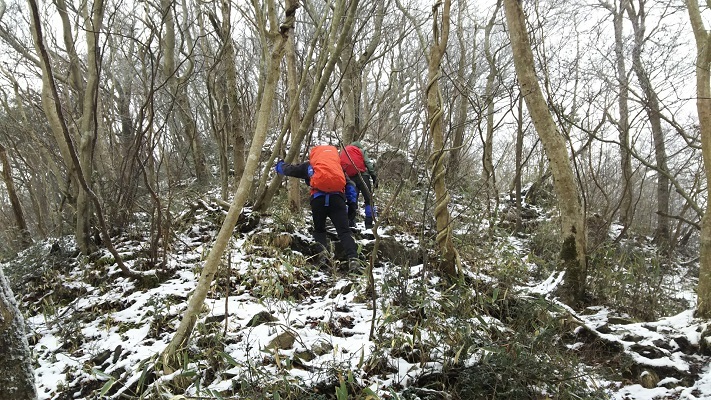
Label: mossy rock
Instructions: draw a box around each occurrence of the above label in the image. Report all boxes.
[247,311,278,327]
[639,369,660,389]
[268,330,296,350]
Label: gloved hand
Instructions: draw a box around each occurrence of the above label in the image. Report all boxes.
[372,175,379,189]
[348,201,357,220]
[275,160,285,175]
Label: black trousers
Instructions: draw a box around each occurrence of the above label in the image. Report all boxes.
[311,194,358,259]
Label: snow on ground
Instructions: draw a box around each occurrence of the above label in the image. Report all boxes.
[5,202,711,399]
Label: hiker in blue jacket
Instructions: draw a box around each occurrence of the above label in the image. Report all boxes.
[340,141,378,228]
[275,145,359,269]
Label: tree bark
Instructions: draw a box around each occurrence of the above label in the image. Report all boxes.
[686,0,711,318]
[0,267,37,400]
[503,0,587,305]
[286,35,302,212]
[76,0,105,255]
[220,1,247,188]
[426,0,460,276]
[514,92,524,232]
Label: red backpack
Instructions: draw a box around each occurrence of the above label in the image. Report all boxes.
[309,145,346,193]
[340,145,366,176]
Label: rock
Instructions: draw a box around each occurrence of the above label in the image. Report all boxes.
[91,349,112,366]
[330,282,353,298]
[267,330,296,350]
[112,345,123,363]
[294,349,316,362]
[699,326,711,356]
[630,344,666,359]
[247,311,278,327]
[362,236,421,266]
[272,234,292,249]
[621,333,644,342]
[652,339,672,351]
[376,150,408,182]
[312,339,334,356]
[205,314,226,324]
[596,324,612,334]
[639,369,660,389]
[608,316,634,325]
[672,336,697,354]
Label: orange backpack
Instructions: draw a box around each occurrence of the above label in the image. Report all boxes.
[309,145,346,193]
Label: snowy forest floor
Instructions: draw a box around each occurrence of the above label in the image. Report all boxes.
[3,190,711,400]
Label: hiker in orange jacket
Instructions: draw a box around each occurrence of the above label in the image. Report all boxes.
[340,141,378,228]
[275,145,359,269]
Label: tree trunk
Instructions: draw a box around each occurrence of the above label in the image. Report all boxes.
[447,0,477,182]
[605,0,634,230]
[35,52,83,251]
[161,0,300,373]
[161,0,209,187]
[503,0,587,305]
[339,37,359,144]
[686,0,711,318]
[0,144,32,247]
[28,0,134,277]
[76,0,105,254]
[286,34,302,212]
[625,1,669,252]
[426,0,459,277]
[514,92,524,232]
[0,267,37,400]
[482,2,501,220]
[337,0,384,145]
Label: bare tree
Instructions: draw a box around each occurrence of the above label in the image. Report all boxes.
[337,0,386,143]
[160,0,209,187]
[161,0,300,373]
[600,0,635,232]
[200,0,248,199]
[28,0,140,278]
[686,0,711,318]
[0,143,31,248]
[426,0,460,276]
[481,0,503,218]
[253,0,360,213]
[625,0,670,251]
[503,0,587,305]
[447,0,474,181]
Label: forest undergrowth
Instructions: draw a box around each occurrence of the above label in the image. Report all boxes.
[2,180,707,400]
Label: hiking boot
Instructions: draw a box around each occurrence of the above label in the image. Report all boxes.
[364,216,373,229]
[348,258,363,273]
[312,252,332,269]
